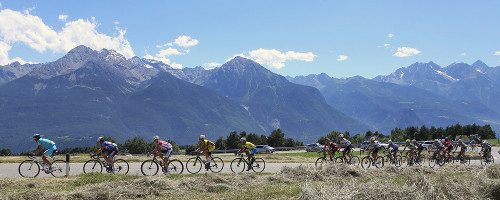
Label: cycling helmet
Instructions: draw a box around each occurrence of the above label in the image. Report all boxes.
[458,139,462,143]
[325,137,330,141]
[482,140,487,144]
[412,139,416,143]
[339,134,344,138]
[33,134,41,139]
[434,139,439,143]
[97,137,104,142]
[388,140,392,144]
[199,135,205,139]
[240,137,246,142]
[370,137,375,141]
[153,135,159,141]
[405,139,410,143]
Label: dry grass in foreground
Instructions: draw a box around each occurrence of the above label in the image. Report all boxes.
[0,164,499,200]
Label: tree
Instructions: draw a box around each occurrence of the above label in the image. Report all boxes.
[284,138,295,147]
[122,137,150,154]
[215,136,226,150]
[267,129,285,147]
[0,149,12,156]
[259,135,268,145]
[416,126,430,141]
[225,131,240,149]
[351,134,365,144]
[390,128,405,142]
[246,133,261,144]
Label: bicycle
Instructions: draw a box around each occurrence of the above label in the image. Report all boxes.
[428,151,445,168]
[404,151,421,167]
[230,153,266,173]
[185,152,224,174]
[83,154,129,174]
[141,152,184,176]
[479,152,494,166]
[18,153,68,178]
[361,150,384,168]
[335,149,360,165]
[452,152,470,166]
[383,150,402,167]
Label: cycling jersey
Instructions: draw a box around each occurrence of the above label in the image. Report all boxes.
[388,143,398,150]
[458,143,468,151]
[369,141,381,148]
[340,139,351,147]
[328,143,339,150]
[435,143,445,150]
[157,140,172,150]
[243,142,256,150]
[200,139,215,148]
[443,141,452,147]
[38,138,56,149]
[102,141,118,150]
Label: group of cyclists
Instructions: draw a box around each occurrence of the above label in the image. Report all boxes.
[319,134,494,166]
[29,133,259,174]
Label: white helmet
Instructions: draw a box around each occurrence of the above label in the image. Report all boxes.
[97,137,104,142]
[412,139,416,143]
[199,135,205,139]
[388,140,392,144]
[482,140,487,144]
[240,137,246,142]
[458,139,462,142]
[370,137,375,141]
[153,135,159,141]
[434,139,439,142]
[339,134,344,138]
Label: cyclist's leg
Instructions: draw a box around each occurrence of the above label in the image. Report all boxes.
[346,145,352,160]
[42,149,53,166]
[103,151,114,168]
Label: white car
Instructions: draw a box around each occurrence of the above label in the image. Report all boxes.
[255,145,275,154]
[306,143,324,152]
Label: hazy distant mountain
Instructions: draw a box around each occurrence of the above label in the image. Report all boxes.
[374,60,500,113]
[203,57,370,141]
[289,73,500,133]
[0,61,38,85]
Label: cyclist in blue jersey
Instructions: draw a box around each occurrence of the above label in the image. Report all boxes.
[91,137,119,172]
[385,140,398,163]
[32,134,57,172]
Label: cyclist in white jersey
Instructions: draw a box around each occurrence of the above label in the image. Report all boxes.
[364,137,381,166]
[151,136,173,174]
[339,134,352,162]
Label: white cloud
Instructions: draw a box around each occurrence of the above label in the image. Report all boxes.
[337,55,348,61]
[0,2,2,8]
[383,44,391,47]
[0,9,135,65]
[388,33,394,38]
[174,35,199,48]
[58,14,68,21]
[203,62,221,68]
[247,48,316,69]
[157,47,183,57]
[156,42,173,48]
[393,47,421,57]
[494,51,500,56]
[226,53,250,62]
[459,52,467,57]
[114,21,119,25]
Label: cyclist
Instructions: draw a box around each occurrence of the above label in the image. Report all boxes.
[319,138,339,163]
[384,140,398,164]
[442,138,453,158]
[194,135,215,166]
[91,137,119,173]
[413,140,425,162]
[433,139,445,163]
[339,134,353,163]
[32,134,57,172]
[453,139,468,162]
[151,136,173,174]
[364,137,381,166]
[237,137,257,171]
[480,140,492,162]
[401,139,416,161]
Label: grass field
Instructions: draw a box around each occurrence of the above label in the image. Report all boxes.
[1,164,498,199]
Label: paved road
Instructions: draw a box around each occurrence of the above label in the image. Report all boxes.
[1,147,498,178]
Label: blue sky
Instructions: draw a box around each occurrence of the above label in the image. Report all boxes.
[1,1,500,78]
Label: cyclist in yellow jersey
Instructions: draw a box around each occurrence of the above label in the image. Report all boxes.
[237,137,257,171]
[194,135,215,164]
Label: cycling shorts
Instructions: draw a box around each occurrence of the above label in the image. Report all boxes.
[372,147,380,154]
[44,145,57,156]
[391,149,398,155]
[446,146,453,151]
[343,145,352,153]
[105,149,118,158]
[207,146,215,153]
[161,149,173,159]
[247,148,257,156]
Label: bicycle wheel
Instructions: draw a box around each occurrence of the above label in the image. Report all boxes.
[461,157,471,166]
[315,157,327,167]
[141,160,159,176]
[50,160,68,177]
[361,157,371,168]
[251,158,265,173]
[375,156,384,168]
[350,156,360,165]
[335,156,344,164]
[167,159,184,174]
[83,160,102,174]
[394,155,403,167]
[18,160,40,177]
[113,159,129,174]
[230,158,246,173]
[209,157,224,173]
[186,157,203,174]
[437,157,445,167]
[418,155,426,165]
[428,157,436,168]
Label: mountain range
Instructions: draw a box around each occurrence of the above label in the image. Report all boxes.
[0,46,367,152]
